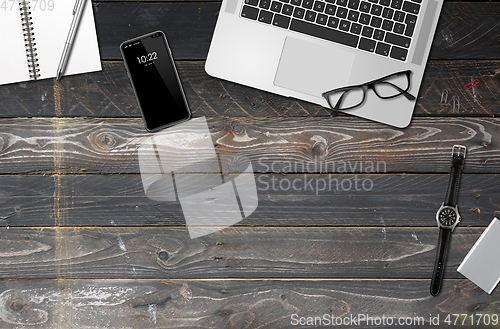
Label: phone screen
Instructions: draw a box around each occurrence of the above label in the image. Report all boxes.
[121,32,191,131]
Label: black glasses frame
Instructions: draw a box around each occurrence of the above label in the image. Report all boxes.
[322,70,416,111]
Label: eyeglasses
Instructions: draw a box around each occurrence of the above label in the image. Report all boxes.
[322,70,416,111]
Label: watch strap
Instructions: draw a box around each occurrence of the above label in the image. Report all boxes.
[430,227,452,296]
[444,147,465,207]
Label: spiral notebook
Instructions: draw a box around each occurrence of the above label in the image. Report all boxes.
[0,0,101,86]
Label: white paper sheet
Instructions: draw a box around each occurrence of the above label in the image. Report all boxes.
[0,0,101,85]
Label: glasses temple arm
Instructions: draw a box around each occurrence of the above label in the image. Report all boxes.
[386,82,416,101]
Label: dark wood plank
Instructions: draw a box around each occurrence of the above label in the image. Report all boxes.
[55,59,500,117]
[0,117,498,174]
[0,174,497,227]
[430,2,500,60]
[1,2,498,327]
[0,279,496,328]
[93,2,219,61]
[0,80,56,117]
[417,60,500,116]
[0,226,491,279]
[91,2,500,60]
[1,60,498,118]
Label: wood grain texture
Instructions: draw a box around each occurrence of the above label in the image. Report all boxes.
[90,2,500,60]
[0,117,498,174]
[93,2,219,61]
[0,279,497,328]
[0,174,497,227]
[0,226,490,279]
[1,279,497,328]
[430,2,500,60]
[1,2,499,326]
[0,61,498,118]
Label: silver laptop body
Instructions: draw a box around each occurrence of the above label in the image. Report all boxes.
[206,0,444,128]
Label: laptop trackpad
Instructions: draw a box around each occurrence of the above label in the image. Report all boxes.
[274,37,355,98]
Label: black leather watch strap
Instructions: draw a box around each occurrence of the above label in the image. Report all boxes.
[444,155,465,207]
[430,228,452,296]
[430,146,466,297]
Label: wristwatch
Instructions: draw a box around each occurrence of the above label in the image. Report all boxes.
[430,145,466,296]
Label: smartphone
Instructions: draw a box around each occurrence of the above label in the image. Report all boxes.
[120,31,191,132]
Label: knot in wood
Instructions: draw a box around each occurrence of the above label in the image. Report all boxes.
[158,251,169,262]
[96,133,116,150]
[249,98,262,110]
[230,121,243,133]
[311,143,326,157]
[10,301,24,312]
[310,135,328,159]
[36,139,48,149]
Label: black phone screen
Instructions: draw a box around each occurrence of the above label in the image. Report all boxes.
[121,32,191,131]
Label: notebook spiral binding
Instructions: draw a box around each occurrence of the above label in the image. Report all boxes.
[19,0,40,80]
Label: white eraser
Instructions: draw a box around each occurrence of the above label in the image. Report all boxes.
[458,218,500,294]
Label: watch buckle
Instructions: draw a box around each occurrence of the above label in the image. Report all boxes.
[452,145,467,158]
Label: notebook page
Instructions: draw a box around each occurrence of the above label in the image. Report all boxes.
[29,0,101,79]
[0,6,31,85]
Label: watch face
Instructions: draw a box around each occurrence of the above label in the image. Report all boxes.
[438,207,458,227]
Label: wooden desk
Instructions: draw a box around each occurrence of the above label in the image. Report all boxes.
[0,0,499,327]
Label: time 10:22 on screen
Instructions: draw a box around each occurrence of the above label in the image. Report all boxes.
[137,52,158,65]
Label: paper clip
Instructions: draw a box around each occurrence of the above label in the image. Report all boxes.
[465,79,479,90]
[452,95,460,113]
[440,89,448,104]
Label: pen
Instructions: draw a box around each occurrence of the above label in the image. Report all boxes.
[56,0,86,81]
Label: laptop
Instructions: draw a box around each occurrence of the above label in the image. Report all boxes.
[206,0,444,128]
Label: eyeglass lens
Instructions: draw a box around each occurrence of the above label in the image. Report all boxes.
[374,73,409,98]
[327,87,364,110]
[326,72,410,110]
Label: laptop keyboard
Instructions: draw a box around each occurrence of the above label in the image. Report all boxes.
[241,0,422,61]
